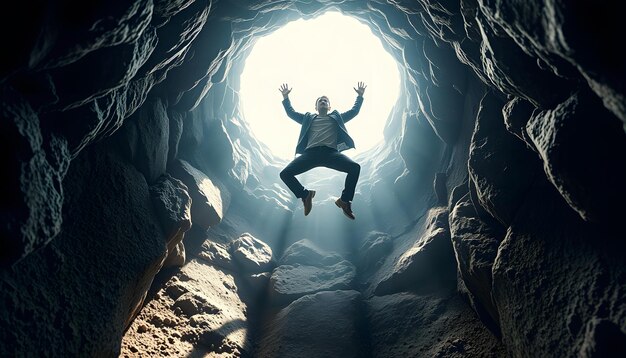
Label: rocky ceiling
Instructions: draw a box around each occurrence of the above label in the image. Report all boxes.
[1,0,625,357]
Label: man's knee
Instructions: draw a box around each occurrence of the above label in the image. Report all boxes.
[352,162,361,174]
[280,169,291,181]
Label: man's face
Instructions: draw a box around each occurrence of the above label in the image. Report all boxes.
[316,96,330,112]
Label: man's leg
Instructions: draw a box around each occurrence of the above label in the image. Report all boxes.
[322,151,360,219]
[279,152,319,199]
[324,151,361,202]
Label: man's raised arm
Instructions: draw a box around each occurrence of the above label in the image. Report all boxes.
[279,83,305,124]
[342,81,367,123]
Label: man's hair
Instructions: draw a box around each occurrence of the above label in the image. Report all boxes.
[315,96,330,108]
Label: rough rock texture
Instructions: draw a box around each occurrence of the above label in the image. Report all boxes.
[580,318,626,358]
[170,159,229,230]
[0,86,69,266]
[1,0,625,356]
[116,96,171,184]
[356,231,393,276]
[270,239,355,305]
[450,192,503,331]
[491,177,626,357]
[230,232,274,273]
[279,239,343,267]
[526,89,626,223]
[375,207,456,295]
[149,174,192,268]
[367,292,506,357]
[477,1,626,127]
[468,91,540,226]
[0,143,167,356]
[198,240,235,271]
[163,241,186,268]
[258,290,368,358]
[121,259,250,357]
[270,260,356,306]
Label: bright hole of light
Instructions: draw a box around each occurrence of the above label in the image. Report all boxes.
[240,11,401,160]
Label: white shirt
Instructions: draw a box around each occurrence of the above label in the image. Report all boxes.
[305,114,338,150]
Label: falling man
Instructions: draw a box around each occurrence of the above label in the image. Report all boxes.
[278,82,366,220]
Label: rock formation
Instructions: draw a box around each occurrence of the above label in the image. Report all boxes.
[1,0,624,357]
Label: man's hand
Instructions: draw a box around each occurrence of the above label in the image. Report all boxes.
[279,83,292,99]
[354,82,366,97]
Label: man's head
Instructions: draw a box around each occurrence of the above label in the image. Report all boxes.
[315,96,331,113]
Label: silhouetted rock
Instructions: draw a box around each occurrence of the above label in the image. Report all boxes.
[0,86,68,266]
[0,145,167,356]
[502,96,536,147]
[118,96,171,184]
[580,318,626,358]
[478,0,626,127]
[492,178,626,357]
[149,174,191,268]
[468,91,540,226]
[474,15,571,109]
[526,89,626,223]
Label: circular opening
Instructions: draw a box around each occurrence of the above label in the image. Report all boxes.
[240,11,401,160]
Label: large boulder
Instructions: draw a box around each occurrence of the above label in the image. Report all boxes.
[492,178,626,357]
[279,239,343,267]
[0,86,69,266]
[468,91,541,226]
[197,240,235,271]
[449,192,504,331]
[526,89,626,223]
[122,259,250,357]
[170,159,230,230]
[229,232,274,273]
[366,292,505,357]
[374,207,456,295]
[149,174,191,268]
[258,290,368,358]
[270,260,355,305]
[356,231,393,275]
[117,96,171,184]
[0,144,167,356]
[477,0,626,127]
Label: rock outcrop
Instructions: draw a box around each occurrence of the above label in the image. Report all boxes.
[1,0,624,357]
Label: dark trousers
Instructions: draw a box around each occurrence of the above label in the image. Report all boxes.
[280,146,361,202]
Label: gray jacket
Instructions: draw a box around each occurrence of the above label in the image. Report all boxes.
[282,96,363,154]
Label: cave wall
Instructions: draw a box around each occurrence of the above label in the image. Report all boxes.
[1,0,625,356]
